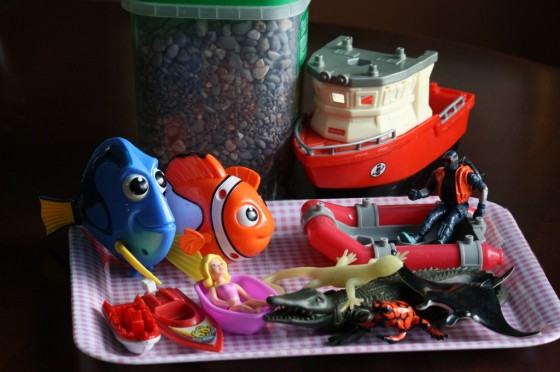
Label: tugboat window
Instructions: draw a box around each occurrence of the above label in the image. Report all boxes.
[360,95,374,106]
[332,92,345,103]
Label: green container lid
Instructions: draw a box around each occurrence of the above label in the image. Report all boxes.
[122,0,311,20]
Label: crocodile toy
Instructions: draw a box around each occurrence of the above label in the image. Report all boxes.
[264,266,538,345]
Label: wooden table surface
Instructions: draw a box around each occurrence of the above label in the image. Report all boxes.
[1,2,559,371]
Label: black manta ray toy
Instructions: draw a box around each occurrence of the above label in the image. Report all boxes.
[396,265,539,338]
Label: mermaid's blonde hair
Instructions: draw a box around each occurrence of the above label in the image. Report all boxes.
[200,254,230,289]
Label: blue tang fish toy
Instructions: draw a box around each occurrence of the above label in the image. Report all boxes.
[40,137,176,284]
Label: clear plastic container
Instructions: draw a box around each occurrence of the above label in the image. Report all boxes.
[122,0,310,199]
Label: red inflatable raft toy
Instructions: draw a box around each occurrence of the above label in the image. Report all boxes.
[301,199,503,271]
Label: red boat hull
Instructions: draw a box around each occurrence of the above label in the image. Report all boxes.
[102,296,161,354]
[142,287,224,352]
[294,83,475,189]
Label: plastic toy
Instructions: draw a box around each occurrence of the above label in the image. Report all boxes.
[163,153,275,280]
[195,275,277,335]
[351,299,447,344]
[102,296,161,354]
[40,137,176,284]
[198,254,268,313]
[399,150,488,244]
[300,198,503,270]
[264,266,537,345]
[293,35,475,189]
[397,265,539,338]
[194,255,277,334]
[263,250,406,311]
[140,279,224,352]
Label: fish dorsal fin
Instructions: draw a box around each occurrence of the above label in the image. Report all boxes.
[225,166,261,190]
[166,153,227,185]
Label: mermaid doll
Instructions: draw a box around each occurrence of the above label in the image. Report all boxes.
[200,254,267,313]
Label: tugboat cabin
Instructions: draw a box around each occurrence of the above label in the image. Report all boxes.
[307,36,438,143]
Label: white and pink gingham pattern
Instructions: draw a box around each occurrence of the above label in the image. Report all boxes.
[70,196,560,365]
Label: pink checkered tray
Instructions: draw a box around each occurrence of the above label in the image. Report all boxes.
[70,197,560,364]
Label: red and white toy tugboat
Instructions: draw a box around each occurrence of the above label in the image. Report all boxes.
[294,36,475,189]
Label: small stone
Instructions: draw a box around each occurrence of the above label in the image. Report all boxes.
[195,19,208,37]
[173,32,187,47]
[277,19,292,32]
[193,120,205,133]
[166,44,179,59]
[213,48,226,60]
[232,21,251,35]
[269,35,281,51]
[266,20,278,33]
[224,139,237,152]
[176,48,189,62]
[257,37,270,54]
[218,36,238,50]
[255,21,266,32]
[247,29,261,41]
[251,59,270,80]
[267,50,281,60]
[152,38,166,53]
[222,24,232,36]
[150,53,163,67]
[228,53,243,69]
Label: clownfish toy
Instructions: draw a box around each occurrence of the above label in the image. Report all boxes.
[39,137,176,284]
[164,153,274,280]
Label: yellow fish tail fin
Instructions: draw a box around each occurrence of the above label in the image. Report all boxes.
[166,237,204,281]
[39,197,75,235]
[225,166,261,190]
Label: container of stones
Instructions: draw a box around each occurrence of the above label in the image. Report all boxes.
[122,0,310,200]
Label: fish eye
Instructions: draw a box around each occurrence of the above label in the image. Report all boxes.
[154,169,167,192]
[237,205,259,227]
[123,174,149,201]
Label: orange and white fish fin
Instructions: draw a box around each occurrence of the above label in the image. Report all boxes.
[225,166,261,190]
[39,197,76,235]
[166,153,227,185]
[178,228,211,255]
[166,239,204,281]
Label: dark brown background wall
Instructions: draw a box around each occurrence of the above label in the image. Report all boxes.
[309,0,558,67]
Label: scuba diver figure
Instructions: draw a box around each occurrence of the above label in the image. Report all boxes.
[399,150,488,244]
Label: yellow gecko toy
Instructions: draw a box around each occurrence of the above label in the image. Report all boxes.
[263,250,407,312]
